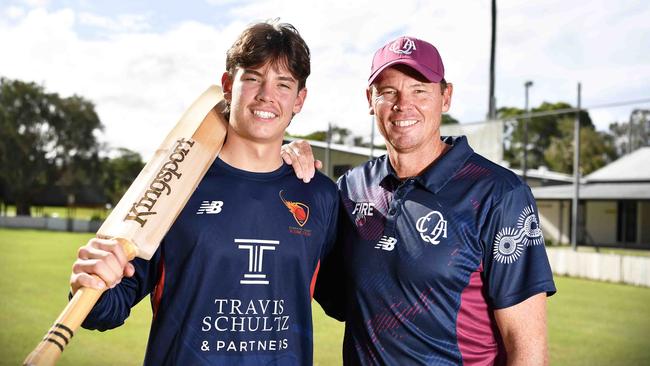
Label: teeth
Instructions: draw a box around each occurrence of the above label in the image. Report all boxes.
[254,110,277,119]
[393,120,417,127]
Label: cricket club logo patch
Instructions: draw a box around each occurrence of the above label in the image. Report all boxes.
[279,190,309,226]
[493,205,544,264]
[389,37,417,55]
[416,210,448,245]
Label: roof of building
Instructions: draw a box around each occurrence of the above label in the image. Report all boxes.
[508,167,575,184]
[586,147,650,182]
[532,182,650,200]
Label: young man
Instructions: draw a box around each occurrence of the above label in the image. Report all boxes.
[70,21,338,365]
[286,37,556,365]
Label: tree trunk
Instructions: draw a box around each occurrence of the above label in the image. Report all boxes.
[16,201,32,216]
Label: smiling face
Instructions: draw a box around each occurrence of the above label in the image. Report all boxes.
[367,65,452,156]
[222,61,307,145]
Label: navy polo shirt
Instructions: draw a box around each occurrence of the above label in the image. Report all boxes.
[82,158,339,365]
[316,136,556,365]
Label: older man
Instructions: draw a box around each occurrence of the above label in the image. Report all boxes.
[285,36,556,365]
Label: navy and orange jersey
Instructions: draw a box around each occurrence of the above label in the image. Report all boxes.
[316,136,556,365]
[81,158,339,365]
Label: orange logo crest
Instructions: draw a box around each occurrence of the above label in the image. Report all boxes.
[279,190,310,227]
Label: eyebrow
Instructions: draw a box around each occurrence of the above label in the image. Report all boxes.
[242,69,297,84]
[277,76,297,84]
[376,82,429,91]
[409,82,428,88]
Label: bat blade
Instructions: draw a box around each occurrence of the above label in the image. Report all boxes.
[24,85,228,366]
[97,85,227,259]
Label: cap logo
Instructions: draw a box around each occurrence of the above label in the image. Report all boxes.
[389,38,417,55]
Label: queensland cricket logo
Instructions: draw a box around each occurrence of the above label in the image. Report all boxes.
[279,190,310,227]
[416,210,448,245]
[493,205,544,264]
[389,37,417,55]
[124,138,195,227]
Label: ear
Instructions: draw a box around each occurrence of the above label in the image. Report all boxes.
[366,87,375,115]
[221,72,233,102]
[441,83,453,113]
[292,87,308,114]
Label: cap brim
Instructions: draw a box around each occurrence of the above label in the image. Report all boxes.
[368,59,443,85]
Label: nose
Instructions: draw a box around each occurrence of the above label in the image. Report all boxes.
[392,93,413,112]
[256,81,274,102]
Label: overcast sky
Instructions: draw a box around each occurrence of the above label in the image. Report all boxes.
[1,0,649,158]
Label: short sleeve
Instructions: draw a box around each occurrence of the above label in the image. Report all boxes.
[481,184,556,309]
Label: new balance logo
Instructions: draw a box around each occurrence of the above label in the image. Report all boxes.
[375,236,397,251]
[196,200,224,214]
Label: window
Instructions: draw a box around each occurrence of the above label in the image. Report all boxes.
[617,201,637,244]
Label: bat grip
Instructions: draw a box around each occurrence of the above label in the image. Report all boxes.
[23,238,138,366]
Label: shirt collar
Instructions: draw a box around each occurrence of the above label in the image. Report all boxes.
[379,136,474,194]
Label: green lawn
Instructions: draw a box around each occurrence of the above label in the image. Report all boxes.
[1,205,109,220]
[1,228,648,365]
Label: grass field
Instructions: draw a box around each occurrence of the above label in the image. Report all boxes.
[1,205,109,220]
[1,228,649,365]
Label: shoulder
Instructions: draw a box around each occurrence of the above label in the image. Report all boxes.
[461,152,526,201]
[337,155,387,188]
[311,170,338,195]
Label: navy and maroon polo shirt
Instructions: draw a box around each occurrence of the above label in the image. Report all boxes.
[316,136,556,365]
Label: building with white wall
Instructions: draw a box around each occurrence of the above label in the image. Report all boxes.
[532,147,650,248]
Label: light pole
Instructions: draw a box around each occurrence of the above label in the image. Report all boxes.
[523,81,533,182]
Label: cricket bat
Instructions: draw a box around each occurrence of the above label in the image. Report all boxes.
[24,85,228,366]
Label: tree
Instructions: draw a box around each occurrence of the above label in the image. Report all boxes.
[0,78,103,215]
[609,109,649,156]
[544,118,617,175]
[499,101,593,170]
[101,148,145,206]
[442,114,459,125]
[288,125,351,144]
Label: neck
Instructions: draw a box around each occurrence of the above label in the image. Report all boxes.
[218,128,283,172]
[388,139,449,179]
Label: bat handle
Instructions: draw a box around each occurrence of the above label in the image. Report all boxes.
[23,238,138,366]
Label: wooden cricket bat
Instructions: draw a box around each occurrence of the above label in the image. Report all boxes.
[24,85,228,366]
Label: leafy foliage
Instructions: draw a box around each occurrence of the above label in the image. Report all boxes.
[441,114,459,125]
[100,148,145,206]
[0,78,103,215]
[608,109,649,156]
[544,119,617,175]
[499,101,595,171]
[0,78,145,215]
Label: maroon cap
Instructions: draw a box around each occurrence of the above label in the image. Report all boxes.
[368,36,445,85]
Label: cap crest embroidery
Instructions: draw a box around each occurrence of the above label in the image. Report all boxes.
[389,38,416,55]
